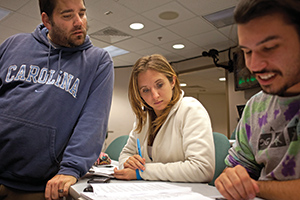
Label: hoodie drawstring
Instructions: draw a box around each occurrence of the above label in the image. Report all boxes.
[58,50,62,75]
[47,43,51,74]
[47,43,63,76]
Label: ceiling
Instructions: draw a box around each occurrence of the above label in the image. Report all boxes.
[0,0,240,94]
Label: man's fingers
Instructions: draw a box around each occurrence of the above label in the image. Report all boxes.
[218,172,243,200]
[45,175,77,200]
[215,175,234,200]
[235,166,258,199]
[215,166,259,200]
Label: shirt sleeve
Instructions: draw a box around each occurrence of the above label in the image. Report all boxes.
[225,103,263,180]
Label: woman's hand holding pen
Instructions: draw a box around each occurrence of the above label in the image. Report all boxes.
[113,155,145,180]
[124,155,145,171]
[114,155,146,180]
[114,138,145,180]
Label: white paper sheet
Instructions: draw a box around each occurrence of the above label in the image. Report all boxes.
[80,182,213,200]
[87,160,119,178]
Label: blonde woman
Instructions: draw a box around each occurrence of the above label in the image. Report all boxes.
[113,54,215,182]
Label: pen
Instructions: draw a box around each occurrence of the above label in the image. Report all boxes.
[137,138,142,157]
[137,138,143,172]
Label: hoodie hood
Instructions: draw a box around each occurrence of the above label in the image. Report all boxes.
[31,24,93,74]
[32,23,93,52]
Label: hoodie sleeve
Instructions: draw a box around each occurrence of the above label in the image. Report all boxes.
[57,50,114,179]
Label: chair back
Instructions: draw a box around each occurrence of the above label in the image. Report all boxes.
[209,132,231,186]
[105,135,129,161]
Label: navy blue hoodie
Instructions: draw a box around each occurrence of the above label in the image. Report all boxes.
[0,24,114,191]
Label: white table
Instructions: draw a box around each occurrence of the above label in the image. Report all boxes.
[70,160,263,200]
[70,178,223,200]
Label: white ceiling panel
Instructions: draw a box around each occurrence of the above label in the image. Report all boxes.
[117,0,173,13]
[137,46,173,58]
[0,12,40,33]
[87,0,136,25]
[179,0,239,16]
[114,37,154,52]
[138,28,181,46]
[0,0,31,11]
[0,0,240,94]
[113,15,161,37]
[188,30,229,47]
[17,0,40,19]
[142,1,196,26]
[166,16,215,38]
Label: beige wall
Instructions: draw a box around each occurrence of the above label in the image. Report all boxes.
[185,92,228,136]
[105,67,134,150]
[105,54,263,149]
[104,50,262,149]
[105,67,230,150]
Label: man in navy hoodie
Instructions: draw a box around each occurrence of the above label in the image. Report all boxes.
[0,0,114,199]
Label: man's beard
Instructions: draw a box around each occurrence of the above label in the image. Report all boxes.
[49,21,88,48]
[255,69,300,97]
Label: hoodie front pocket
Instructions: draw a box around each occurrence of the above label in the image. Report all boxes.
[0,114,58,181]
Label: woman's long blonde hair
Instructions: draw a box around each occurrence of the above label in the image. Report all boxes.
[128,54,182,145]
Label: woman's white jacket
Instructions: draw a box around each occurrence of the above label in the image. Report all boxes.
[119,93,215,182]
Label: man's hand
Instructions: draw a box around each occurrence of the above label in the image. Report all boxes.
[45,174,77,200]
[214,165,259,200]
[113,167,138,180]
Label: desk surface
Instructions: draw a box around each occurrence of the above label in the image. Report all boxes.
[70,178,224,200]
[70,160,262,200]
[71,178,266,200]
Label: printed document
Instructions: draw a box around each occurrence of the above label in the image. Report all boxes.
[80,182,213,200]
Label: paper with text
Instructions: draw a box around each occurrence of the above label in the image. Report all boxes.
[80,182,213,200]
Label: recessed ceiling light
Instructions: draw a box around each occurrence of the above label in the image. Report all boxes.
[173,44,185,49]
[129,23,144,30]
[180,83,187,87]
[219,77,226,82]
[159,11,179,20]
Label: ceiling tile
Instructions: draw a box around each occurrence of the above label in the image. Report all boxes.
[138,28,181,46]
[17,0,39,19]
[0,12,40,33]
[188,30,229,48]
[0,0,31,11]
[0,0,240,95]
[113,15,161,37]
[178,0,239,16]
[142,1,196,26]
[137,46,173,57]
[90,37,110,48]
[219,24,238,43]
[87,0,136,25]
[117,0,173,13]
[113,52,143,64]
[166,17,215,38]
[114,37,154,52]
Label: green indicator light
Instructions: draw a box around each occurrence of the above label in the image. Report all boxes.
[239,78,245,85]
[250,76,257,82]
